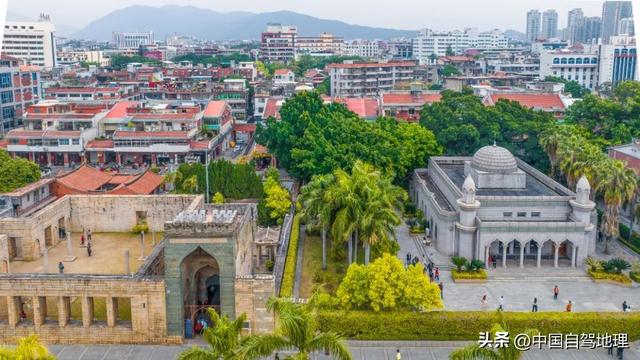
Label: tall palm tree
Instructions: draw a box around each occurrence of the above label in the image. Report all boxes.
[539,126,566,180]
[0,335,55,359]
[449,322,538,360]
[240,298,351,360]
[557,135,585,189]
[300,174,336,270]
[177,310,247,360]
[596,160,637,254]
[326,167,363,264]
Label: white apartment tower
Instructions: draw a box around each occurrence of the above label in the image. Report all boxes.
[526,10,541,42]
[541,10,559,39]
[2,15,57,68]
[112,32,155,49]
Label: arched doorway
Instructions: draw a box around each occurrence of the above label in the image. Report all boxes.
[487,240,504,268]
[180,247,220,336]
[558,240,575,267]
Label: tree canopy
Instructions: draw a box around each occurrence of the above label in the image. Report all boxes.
[0,150,41,193]
[420,90,553,172]
[172,159,263,199]
[545,76,590,98]
[256,92,442,183]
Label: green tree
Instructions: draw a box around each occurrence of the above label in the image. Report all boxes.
[597,160,637,253]
[544,76,589,98]
[177,310,247,360]
[336,263,369,309]
[449,322,538,360]
[0,150,41,193]
[0,335,55,359]
[240,298,351,360]
[300,173,336,270]
[451,256,467,272]
[367,253,409,311]
[445,46,455,56]
[442,64,460,76]
[212,192,225,204]
[263,177,292,224]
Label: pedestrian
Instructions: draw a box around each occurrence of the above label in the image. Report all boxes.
[553,285,559,300]
[623,301,629,312]
[429,270,434,282]
[274,354,280,360]
[481,294,488,308]
[498,296,504,311]
[616,346,624,359]
[532,297,538,312]
[58,261,64,274]
[87,241,92,257]
[427,262,432,274]
[438,282,444,299]
[412,256,419,265]
[395,349,402,360]
[87,229,92,242]
[80,233,85,246]
[19,310,26,322]
[435,267,440,281]
[492,256,497,269]
[566,300,573,312]
[608,345,614,355]
[406,252,411,266]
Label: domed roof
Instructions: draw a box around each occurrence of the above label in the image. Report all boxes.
[471,144,518,174]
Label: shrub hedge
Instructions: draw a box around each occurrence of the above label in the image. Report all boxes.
[279,213,301,297]
[587,269,632,284]
[631,271,640,283]
[316,311,640,340]
[451,269,487,280]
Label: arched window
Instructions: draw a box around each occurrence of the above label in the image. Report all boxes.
[576,58,583,64]
[561,58,567,64]
[568,58,575,64]
[592,58,598,64]
[583,57,590,64]
[553,58,560,64]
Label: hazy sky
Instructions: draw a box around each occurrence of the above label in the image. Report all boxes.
[8,0,608,31]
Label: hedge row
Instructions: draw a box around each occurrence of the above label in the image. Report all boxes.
[588,269,632,284]
[451,269,487,280]
[317,311,640,341]
[279,213,301,297]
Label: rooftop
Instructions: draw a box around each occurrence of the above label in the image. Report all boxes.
[484,93,565,111]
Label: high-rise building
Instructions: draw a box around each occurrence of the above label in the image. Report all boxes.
[327,61,417,97]
[526,10,542,42]
[259,24,297,64]
[567,8,584,44]
[618,17,635,35]
[0,55,41,134]
[541,10,559,39]
[295,33,345,56]
[111,32,155,49]
[579,17,603,44]
[413,28,507,64]
[1,15,57,68]
[601,1,633,43]
[598,35,637,86]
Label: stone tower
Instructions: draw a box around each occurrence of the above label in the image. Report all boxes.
[456,175,480,259]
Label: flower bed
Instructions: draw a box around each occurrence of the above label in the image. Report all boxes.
[451,269,488,283]
[587,269,632,287]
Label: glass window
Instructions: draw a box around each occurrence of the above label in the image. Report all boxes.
[531,212,541,217]
[576,58,583,64]
[553,58,560,64]
[517,212,527,217]
[1,91,13,103]
[0,73,11,88]
[72,139,80,145]
[568,58,575,64]
[503,212,513,217]
[592,58,598,64]
[583,58,590,64]
[561,58,567,64]
[58,139,70,145]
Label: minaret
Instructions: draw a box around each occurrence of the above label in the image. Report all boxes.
[570,175,597,257]
[456,175,481,259]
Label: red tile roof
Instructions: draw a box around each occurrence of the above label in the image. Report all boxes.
[263,98,282,120]
[485,93,565,111]
[334,98,379,119]
[85,140,114,149]
[123,170,163,195]
[53,165,163,195]
[189,140,210,150]
[0,139,8,149]
[105,101,139,119]
[274,68,293,76]
[203,100,227,118]
[382,93,442,105]
[56,165,113,192]
[6,130,45,139]
[233,123,256,132]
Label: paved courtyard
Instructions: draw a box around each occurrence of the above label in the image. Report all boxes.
[47,341,640,359]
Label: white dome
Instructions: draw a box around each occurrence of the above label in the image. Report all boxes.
[471,144,518,174]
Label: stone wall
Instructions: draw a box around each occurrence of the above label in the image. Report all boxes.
[234,275,275,334]
[0,274,180,344]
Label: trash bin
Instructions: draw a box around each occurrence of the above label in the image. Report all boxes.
[185,319,193,339]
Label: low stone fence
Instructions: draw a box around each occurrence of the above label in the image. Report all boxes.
[273,207,295,296]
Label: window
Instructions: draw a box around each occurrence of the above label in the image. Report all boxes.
[560,58,567,64]
[576,58,583,64]
[531,212,541,217]
[583,58,590,64]
[72,139,80,145]
[553,58,560,64]
[58,139,69,145]
[517,212,526,217]
[0,73,11,88]
[2,107,14,119]
[503,212,513,217]
[0,91,13,103]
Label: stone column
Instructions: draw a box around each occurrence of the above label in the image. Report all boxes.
[571,245,577,267]
[519,243,525,268]
[64,232,76,262]
[536,244,542,268]
[138,232,146,261]
[33,296,46,326]
[7,296,20,327]
[484,245,489,267]
[553,243,559,268]
[81,297,94,328]
[106,297,118,328]
[58,296,70,327]
[124,250,130,275]
[502,243,507,268]
[42,244,49,273]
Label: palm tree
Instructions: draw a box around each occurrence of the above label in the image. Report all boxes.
[449,322,538,360]
[0,335,55,359]
[556,135,585,189]
[326,167,363,264]
[177,310,247,360]
[300,174,336,270]
[539,126,566,180]
[240,298,351,360]
[596,160,637,254]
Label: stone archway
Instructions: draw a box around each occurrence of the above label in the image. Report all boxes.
[486,239,504,268]
[180,247,221,335]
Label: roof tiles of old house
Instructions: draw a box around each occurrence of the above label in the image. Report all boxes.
[486,93,565,111]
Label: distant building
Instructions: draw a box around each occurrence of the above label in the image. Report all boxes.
[0,55,41,134]
[56,50,111,67]
[380,83,442,122]
[413,29,507,64]
[618,17,635,36]
[598,35,638,86]
[539,49,599,90]
[526,10,542,42]
[387,39,413,60]
[601,1,633,44]
[541,10,559,39]
[609,140,640,175]
[531,39,569,54]
[112,31,155,49]
[259,24,297,63]
[344,40,381,58]
[2,16,57,68]
[295,33,344,56]
[566,8,584,44]
[273,69,295,84]
[577,17,602,44]
[327,60,417,97]
[482,93,567,119]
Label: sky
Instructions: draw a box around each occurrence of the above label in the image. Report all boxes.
[7,0,608,32]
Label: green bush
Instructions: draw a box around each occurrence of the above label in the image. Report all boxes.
[452,269,487,280]
[131,221,149,235]
[279,214,301,297]
[316,311,640,340]
[265,259,274,272]
[587,269,632,284]
[630,271,640,283]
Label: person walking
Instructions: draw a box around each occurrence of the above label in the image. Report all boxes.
[58,261,64,274]
[438,282,444,299]
[565,300,573,312]
[435,267,440,281]
[395,349,402,360]
[492,255,497,269]
[274,354,280,360]
[429,269,434,283]
[406,252,411,266]
[553,285,559,300]
[80,233,85,246]
[622,301,629,312]
[498,296,504,311]
[481,294,488,308]
[87,241,92,257]
[427,262,432,274]
[87,229,92,242]
[532,297,538,312]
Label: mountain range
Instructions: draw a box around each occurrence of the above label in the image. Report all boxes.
[70,5,418,41]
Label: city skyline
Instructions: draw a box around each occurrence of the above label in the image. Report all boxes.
[7,0,605,33]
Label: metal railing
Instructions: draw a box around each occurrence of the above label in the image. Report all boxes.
[273,205,295,296]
